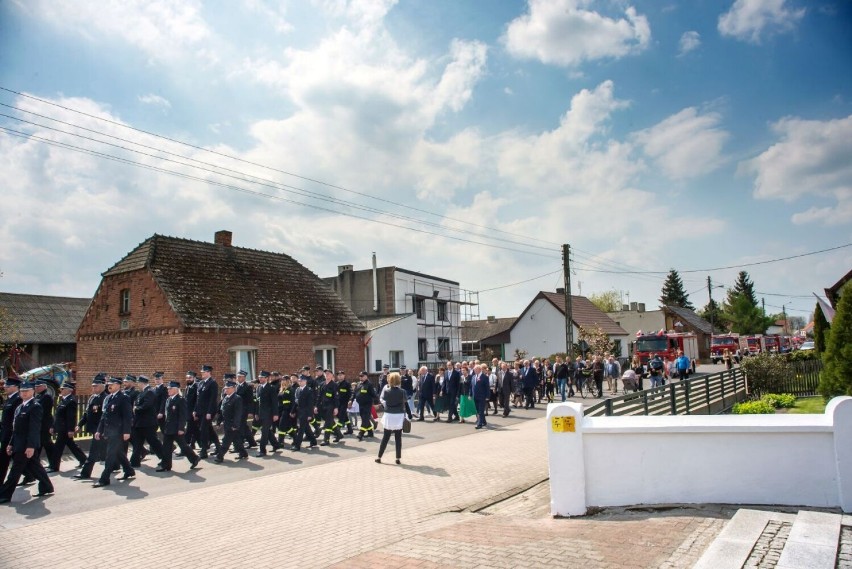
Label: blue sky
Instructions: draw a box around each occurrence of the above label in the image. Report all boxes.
[0,0,850,321]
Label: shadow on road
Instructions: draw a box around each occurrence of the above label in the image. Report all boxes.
[397,463,449,477]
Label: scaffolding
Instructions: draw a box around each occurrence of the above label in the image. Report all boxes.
[405,279,479,366]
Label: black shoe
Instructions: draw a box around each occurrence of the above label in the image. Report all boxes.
[238,454,249,460]
[72,474,91,480]
[291,446,300,452]
[46,467,58,473]
[319,441,329,446]
[92,481,109,488]
[255,452,266,457]
[155,467,169,472]
[357,434,364,441]
[117,473,135,481]
[213,457,224,463]
[395,459,401,465]
[375,458,381,463]
[199,453,208,459]
[190,459,200,469]
[174,452,184,457]
[0,497,10,504]
[35,490,54,497]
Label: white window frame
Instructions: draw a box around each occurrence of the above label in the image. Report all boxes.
[229,346,257,380]
[315,347,335,371]
[389,350,404,369]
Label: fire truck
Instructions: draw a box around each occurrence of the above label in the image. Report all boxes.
[633,330,699,374]
[710,333,741,364]
[743,335,763,356]
[763,334,781,353]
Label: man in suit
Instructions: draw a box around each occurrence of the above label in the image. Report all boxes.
[498,362,515,417]
[416,366,435,421]
[33,379,56,464]
[214,379,247,463]
[473,365,491,429]
[0,381,54,503]
[159,381,200,471]
[291,374,318,451]
[153,371,168,436]
[130,375,165,467]
[0,378,22,484]
[194,365,220,459]
[183,371,199,451]
[522,359,539,409]
[235,370,256,449]
[93,377,135,487]
[48,381,87,471]
[443,362,461,422]
[74,374,107,480]
[254,371,279,456]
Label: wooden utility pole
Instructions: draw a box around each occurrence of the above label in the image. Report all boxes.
[563,244,574,359]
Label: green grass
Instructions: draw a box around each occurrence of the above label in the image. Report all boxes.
[788,397,827,414]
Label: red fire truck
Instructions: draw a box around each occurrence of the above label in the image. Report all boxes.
[633,330,699,373]
[763,334,781,353]
[710,333,741,364]
[743,335,763,356]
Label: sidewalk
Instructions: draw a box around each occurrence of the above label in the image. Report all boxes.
[0,417,729,568]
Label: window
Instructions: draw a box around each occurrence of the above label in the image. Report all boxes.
[119,289,130,314]
[315,348,335,371]
[389,350,404,369]
[417,339,427,361]
[229,348,257,379]
[414,297,424,319]
[438,337,451,360]
[437,300,448,322]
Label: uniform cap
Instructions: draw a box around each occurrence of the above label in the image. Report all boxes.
[124,374,137,382]
[19,381,35,391]
[301,365,310,371]
[93,372,107,382]
[137,375,150,384]
[382,364,390,369]
[223,373,236,380]
[336,370,345,375]
[237,370,247,377]
[186,370,197,377]
[153,371,164,378]
[92,377,106,385]
[400,365,407,370]
[168,381,181,388]
[315,365,323,371]
[271,371,280,377]
[359,371,368,377]
[108,377,123,385]
[258,370,270,378]
[201,365,213,372]
[224,380,237,388]
[5,377,21,387]
[60,382,76,390]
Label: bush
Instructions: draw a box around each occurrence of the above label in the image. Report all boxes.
[732,400,776,414]
[784,350,819,362]
[741,353,792,396]
[761,393,796,408]
[819,281,852,398]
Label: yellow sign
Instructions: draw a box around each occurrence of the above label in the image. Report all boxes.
[551,416,575,433]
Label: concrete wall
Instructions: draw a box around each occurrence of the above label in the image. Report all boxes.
[547,398,852,516]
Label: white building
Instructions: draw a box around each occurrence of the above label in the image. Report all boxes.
[361,314,418,373]
[505,291,629,359]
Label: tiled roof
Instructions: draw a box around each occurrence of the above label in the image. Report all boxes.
[536,292,628,336]
[103,234,365,333]
[664,305,713,335]
[462,317,515,342]
[360,314,413,331]
[0,293,91,343]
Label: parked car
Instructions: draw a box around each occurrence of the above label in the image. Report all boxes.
[799,341,815,351]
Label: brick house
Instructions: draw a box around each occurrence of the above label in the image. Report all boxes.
[76,231,365,392]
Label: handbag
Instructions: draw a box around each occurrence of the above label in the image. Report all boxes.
[402,416,411,433]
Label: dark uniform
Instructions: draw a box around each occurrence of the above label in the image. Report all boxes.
[34,383,56,463]
[317,375,341,445]
[215,381,246,462]
[291,378,317,451]
[160,382,200,471]
[0,384,54,502]
[335,372,353,435]
[354,373,377,440]
[0,381,22,483]
[49,385,87,471]
[75,376,107,479]
[194,368,221,458]
[153,373,168,434]
[235,373,256,449]
[95,381,134,486]
[184,373,199,450]
[254,373,279,455]
[277,380,297,442]
[130,379,165,467]
[122,376,139,455]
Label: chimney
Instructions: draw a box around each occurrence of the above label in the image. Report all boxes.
[556,287,565,294]
[630,301,638,311]
[638,303,646,313]
[338,264,354,274]
[487,315,496,322]
[214,230,232,247]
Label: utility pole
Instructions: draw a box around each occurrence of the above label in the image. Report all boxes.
[562,244,574,360]
[707,276,714,335]
[762,298,766,316]
[782,304,788,334]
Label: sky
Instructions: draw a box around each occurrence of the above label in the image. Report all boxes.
[0,0,850,322]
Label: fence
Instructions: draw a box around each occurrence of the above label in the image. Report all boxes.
[773,358,822,397]
[584,368,748,417]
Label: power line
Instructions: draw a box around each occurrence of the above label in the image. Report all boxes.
[0,125,561,259]
[0,86,561,250]
[478,268,562,293]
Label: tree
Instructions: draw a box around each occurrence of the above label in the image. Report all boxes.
[723,292,774,335]
[659,269,694,310]
[728,271,758,307]
[787,315,805,332]
[698,298,727,332]
[819,282,852,398]
[577,325,615,358]
[814,302,830,353]
[741,353,792,397]
[588,289,622,313]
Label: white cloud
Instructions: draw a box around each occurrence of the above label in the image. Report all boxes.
[243,0,294,34]
[738,114,852,225]
[504,0,651,66]
[19,0,212,62]
[678,31,701,56]
[633,107,729,179]
[138,94,172,109]
[718,0,805,43]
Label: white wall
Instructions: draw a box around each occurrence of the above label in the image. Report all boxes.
[366,315,418,372]
[547,398,852,516]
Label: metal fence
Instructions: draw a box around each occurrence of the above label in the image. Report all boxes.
[584,368,749,417]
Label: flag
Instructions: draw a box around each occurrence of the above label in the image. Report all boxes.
[813,293,836,324]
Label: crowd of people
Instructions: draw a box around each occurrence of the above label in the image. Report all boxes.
[0,351,700,504]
